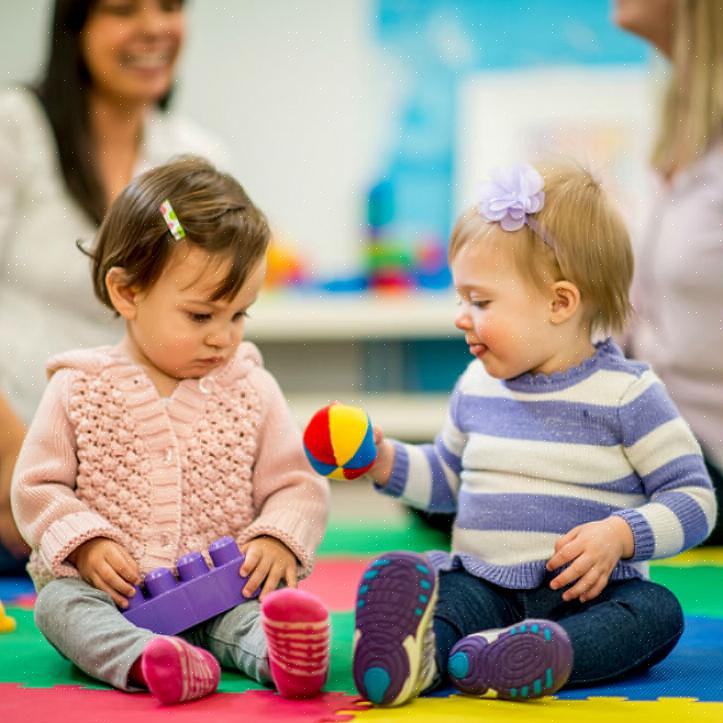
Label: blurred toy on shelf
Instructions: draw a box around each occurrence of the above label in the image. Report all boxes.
[364,177,450,293]
[121,536,257,635]
[264,238,307,289]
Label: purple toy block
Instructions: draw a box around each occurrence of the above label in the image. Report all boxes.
[121,536,257,635]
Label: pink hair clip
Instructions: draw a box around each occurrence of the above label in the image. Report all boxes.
[160,199,186,241]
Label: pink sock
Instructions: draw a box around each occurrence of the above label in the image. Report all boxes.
[261,588,330,699]
[139,636,220,705]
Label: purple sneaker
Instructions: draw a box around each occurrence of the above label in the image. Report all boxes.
[352,552,438,706]
[448,619,573,700]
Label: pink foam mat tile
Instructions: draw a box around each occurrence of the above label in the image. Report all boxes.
[0,684,369,723]
[299,558,368,612]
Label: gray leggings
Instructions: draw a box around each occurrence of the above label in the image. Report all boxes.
[34,577,271,691]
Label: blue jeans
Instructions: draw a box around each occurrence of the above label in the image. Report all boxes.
[433,569,683,688]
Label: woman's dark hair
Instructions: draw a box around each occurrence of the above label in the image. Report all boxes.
[34,0,176,225]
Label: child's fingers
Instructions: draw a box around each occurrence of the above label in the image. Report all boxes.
[552,527,580,555]
[547,538,581,572]
[259,566,284,601]
[243,556,272,598]
[549,553,591,590]
[239,545,260,578]
[98,560,137,599]
[562,567,601,602]
[285,563,298,589]
[107,547,140,586]
[87,565,134,607]
[578,576,608,604]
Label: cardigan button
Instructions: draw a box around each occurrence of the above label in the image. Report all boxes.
[199,377,212,394]
[164,448,174,464]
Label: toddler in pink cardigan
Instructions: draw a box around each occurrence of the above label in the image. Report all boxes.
[11,157,331,705]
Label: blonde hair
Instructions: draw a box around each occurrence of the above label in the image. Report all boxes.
[449,162,634,335]
[654,0,723,174]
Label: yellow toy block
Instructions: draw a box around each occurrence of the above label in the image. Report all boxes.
[0,601,16,632]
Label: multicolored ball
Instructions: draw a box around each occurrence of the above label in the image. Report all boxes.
[303,403,377,480]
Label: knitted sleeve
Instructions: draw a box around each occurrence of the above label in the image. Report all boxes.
[10,370,129,578]
[239,367,330,576]
[613,369,717,560]
[379,384,466,513]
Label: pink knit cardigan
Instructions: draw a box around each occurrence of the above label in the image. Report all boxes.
[11,342,329,591]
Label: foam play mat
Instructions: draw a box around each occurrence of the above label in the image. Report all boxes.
[1,517,721,722]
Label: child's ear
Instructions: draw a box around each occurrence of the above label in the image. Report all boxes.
[105,267,140,320]
[548,281,581,325]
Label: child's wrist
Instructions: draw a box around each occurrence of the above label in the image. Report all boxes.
[609,516,634,558]
[369,441,395,487]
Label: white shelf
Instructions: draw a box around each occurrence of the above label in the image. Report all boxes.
[247,291,461,341]
[287,392,449,440]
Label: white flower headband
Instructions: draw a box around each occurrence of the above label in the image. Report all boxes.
[477,164,554,248]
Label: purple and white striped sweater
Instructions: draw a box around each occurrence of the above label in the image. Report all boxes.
[380,339,717,589]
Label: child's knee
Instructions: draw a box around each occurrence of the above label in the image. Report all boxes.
[33,579,64,633]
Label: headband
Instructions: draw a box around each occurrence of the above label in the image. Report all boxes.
[477,164,554,248]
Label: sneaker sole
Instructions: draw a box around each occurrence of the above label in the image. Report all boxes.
[448,619,572,700]
[352,552,438,706]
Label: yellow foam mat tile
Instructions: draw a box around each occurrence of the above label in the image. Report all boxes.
[337,695,723,722]
[654,548,723,567]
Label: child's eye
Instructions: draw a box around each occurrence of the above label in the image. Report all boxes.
[471,300,490,309]
[189,312,212,323]
[232,311,249,323]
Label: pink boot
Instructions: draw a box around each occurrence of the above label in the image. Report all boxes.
[261,588,330,698]
[139,636,220,705]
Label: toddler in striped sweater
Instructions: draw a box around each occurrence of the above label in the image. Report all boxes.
[351,162,717,706]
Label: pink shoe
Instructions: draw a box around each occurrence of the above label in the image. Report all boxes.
[261,588,330,698]
[140,636,220,705]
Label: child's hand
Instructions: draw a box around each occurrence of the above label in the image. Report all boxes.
[546,517,634,603]
[239,535,298,601]
[367,426,395,487]
[68,537,141,608]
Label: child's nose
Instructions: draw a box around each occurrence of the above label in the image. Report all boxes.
[206,327,233,348]
[455,309,471,330]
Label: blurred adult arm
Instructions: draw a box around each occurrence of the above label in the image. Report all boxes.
[0,391,28,558]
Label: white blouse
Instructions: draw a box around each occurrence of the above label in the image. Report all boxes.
[0,87,228,421]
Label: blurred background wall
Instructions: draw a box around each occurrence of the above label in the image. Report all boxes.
[0,0,655,438]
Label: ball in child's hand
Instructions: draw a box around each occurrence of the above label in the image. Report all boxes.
[303,403,377,480]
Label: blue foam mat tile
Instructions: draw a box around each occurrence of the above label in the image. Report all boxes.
[0,576,34,602]
[556,616,723,702]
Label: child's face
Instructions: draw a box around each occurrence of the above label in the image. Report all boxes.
[452,239,559,380]
[126,244,265,380]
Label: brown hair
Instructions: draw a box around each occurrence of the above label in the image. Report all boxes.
[449,162,634,335]
[85,156,270,310]
[654,0,723,174]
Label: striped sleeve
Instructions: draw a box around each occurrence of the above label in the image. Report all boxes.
[381,385,466,513]
[613,370,717,560]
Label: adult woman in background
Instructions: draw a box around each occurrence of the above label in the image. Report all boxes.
[615,0,722,543]
[0,0,226,569]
